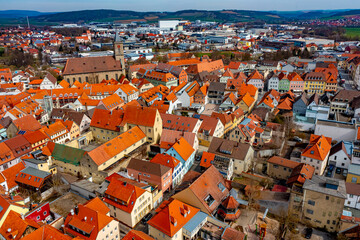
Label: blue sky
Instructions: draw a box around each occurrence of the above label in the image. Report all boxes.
[1,0,359,12]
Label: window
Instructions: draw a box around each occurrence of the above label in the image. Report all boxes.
[204,194,215,206]
[307,200,315,206]
[218,182,226,192]
[306,209,313,215]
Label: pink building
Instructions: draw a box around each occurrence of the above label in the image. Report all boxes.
[127,158,172,192]
[288,72,304,93]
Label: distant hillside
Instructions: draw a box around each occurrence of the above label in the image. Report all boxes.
[1,9,360,26]
[273,10,347,19]
[330,9,360,17]
[29,9,287,24]
[0,10,54,18]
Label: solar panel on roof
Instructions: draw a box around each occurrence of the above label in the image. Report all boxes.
[18,130,26,135]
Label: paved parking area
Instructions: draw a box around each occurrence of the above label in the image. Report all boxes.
[295,224,335,240]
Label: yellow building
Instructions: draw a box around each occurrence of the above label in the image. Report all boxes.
[346,164,360,183]
[236,92,255,114]
[91,106,163,144]
[266,156,299,180]
[304,72,327,94]
[43,142,86,177]
[211,108,245,137]
[103,177,153,228]
[0,194,29,227]
[83,126,147,182]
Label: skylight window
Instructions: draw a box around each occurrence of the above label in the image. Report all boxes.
[218,182,226,192]
[205,194,215,206]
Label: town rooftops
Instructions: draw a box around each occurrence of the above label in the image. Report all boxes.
[301,134,332,161]
[175,165,229,214]
[332,89,360,103]
[286,163,315,186]
[122,230,155,240]
[122,105,159,127]
[127,158,171,177]
[150,153,181,170]
[345,182,360,196]
[15,167,51,188]
[63,56,122,75]
[21,225,72,240]
[64,197,114,240]
[103,178,145,213]
[161,113,200,132]
[90,108,124,131]
[303,175,346,199]
[0,210,38,240]
[45,142,86,166]
[208,137,251,161]
[348,164,360,176]
[12,115,42,132]
[267,156,299,169]
[87,126,146,166]
[148,199,199,237]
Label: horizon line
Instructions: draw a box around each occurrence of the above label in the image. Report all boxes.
[0,8,358,13]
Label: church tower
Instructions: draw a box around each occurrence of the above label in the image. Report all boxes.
[114,30,125,75]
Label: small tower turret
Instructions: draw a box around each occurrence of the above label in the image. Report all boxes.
[114,30,125,75]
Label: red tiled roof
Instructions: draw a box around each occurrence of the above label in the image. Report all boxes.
[301,134,332,161]
[122,106,158,127]
[87,126,146,166]
[122,230,155,240]
[13,115,42,132]
[200,152,215,168]
[267,156,299,169]
[150,153,181,170]
[64,199,114,240]
[21,225,72,240]
[104,178,145,213]
[0,162,26,190]
[148,199,199,237]
[0,210,38,240]
[90,108,123,131]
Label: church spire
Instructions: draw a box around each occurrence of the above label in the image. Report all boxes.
[114,29,125,75]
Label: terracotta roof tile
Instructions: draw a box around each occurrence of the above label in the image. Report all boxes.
[104,178,145,213]
[267,156,299,169]
[301,134,332,161]
[122,230,155,240]
[87,126,146,166]
[148,199,199,237]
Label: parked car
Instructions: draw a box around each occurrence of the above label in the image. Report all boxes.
[326,170,332,177]
[293,136,302,142]
[305,228,313,239]
[141,213,153,224]
[336,168,342,174]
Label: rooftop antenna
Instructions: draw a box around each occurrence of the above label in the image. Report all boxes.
[27,16,30,29]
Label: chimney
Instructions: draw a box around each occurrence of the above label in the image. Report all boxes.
[74,204,79,215]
